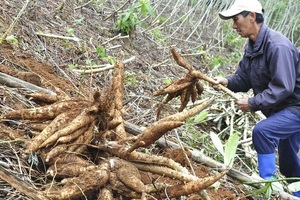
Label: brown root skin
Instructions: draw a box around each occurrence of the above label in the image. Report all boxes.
[127,151,189,174]
[45,162,110,200]
[113,109,127,140]
[92,141,190,175]
[196,81,204,95]
[179,87,190,112]
[39,111,96,148]
[153,67,203,111]
[46,163,96,178]
[162,98,214,122]
[112,61,125,111]
[134,163,197,182]
[28,122,49,132]
[73,122,95,153]
[124,120,184,155]
[160,170,228,198]
[2,100,89,120]
[45,144,68,162]
[170,46,194,71]
[45,153,89,167]
[57,124,89,144]
[109,172,134,196]
[97,188,114,200]
[190,82,198,103]
[110,158,145,193]
[25,110,79,154]
[153,80,191,96]
[26,92,59,104]
[0,124,26,140]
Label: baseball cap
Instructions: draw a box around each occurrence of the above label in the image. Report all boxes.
[219,0,263,20]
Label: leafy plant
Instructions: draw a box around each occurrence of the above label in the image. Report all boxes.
[208,55,230,70]
[124,72,137,86]
[139,0,155,17]
[221,21,246,52]
[184,110,210,148]
[210,131,239,167]
[116,0,155,35]
[149,28,167,44]
[116,4,139,35]
[163,77,172,85]
[5,35,19,45]
[288,181,300,194]
[66,28,74,36]
[253,181,273,199]
[96,45,106,58]
[102,56,115,65]
[68,63,78,70]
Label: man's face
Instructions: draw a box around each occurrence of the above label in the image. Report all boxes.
[232,13,254,38]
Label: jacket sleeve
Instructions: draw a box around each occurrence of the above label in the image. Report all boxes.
[248,45,296,111]
[227,57,252,93]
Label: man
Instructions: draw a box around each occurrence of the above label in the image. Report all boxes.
[216,0,300,197]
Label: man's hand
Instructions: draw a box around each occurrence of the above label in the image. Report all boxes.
[212,77,251,112]
[212,77,228,90]
[237,97,251,112]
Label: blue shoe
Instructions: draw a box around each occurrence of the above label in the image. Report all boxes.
[258,153,277,180]
[293,191,300,197]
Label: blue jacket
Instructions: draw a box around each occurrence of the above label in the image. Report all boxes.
[227,23,300,117]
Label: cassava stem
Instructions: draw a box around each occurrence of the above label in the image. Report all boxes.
[170,47,239,100]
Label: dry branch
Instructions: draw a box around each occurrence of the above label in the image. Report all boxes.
[35,32,80,42]
[0,166,49,200]
[72,57,135,74]
[0,72,55,95]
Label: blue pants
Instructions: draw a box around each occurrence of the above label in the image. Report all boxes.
[252,108,300,180]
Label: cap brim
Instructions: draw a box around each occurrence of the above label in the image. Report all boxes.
[219,9,243,20]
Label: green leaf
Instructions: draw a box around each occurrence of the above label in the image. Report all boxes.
[67,28,74,36]
[224,132,239,167]
[210,132,224,156]
[193,110,208,123]
[288,181,300,192]
[264,183,273,199]
[6,35,18,45]
[123,12,131,21]
[140,3,148,16]
[96,46,106,58]
[253,182,272,199]
[163,78,172,85]
[145,3,155,16]
[68,64,77,70]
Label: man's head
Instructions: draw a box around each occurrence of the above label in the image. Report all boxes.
[219,0,264,20]
[219,0,264,41]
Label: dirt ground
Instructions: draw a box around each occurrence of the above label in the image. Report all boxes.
[0,1,261,200]
[0,36,251,200]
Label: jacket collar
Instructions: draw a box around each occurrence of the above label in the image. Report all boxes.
[245,23,269,57]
